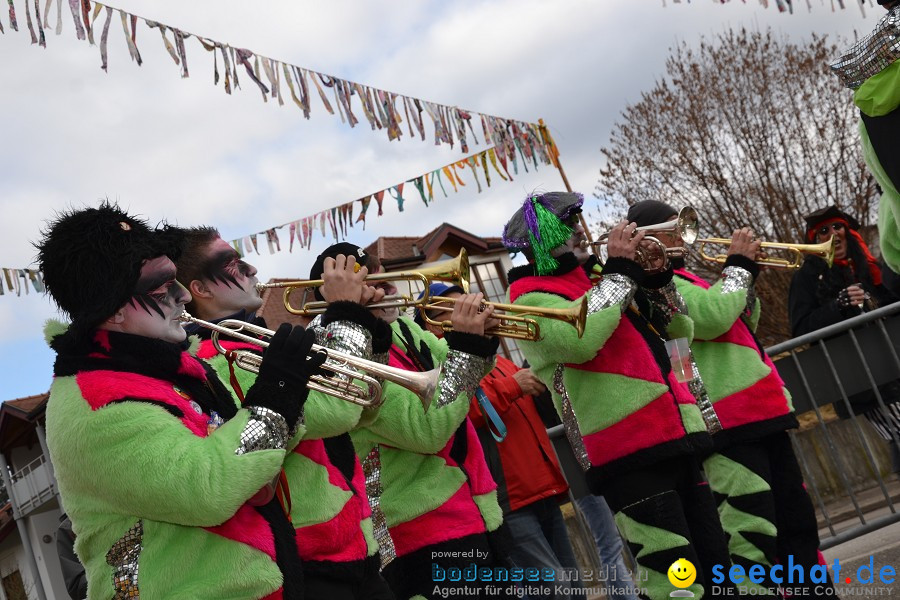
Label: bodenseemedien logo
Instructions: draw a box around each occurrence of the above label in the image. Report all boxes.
[668,558,696,598]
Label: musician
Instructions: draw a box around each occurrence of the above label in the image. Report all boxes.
[415,283,582,600]
[630,200,831,597]
[831,0,900,272]
[38,204,320,599]
[163,229,395,599]
[503,192,731,600]
[308,244,510,600]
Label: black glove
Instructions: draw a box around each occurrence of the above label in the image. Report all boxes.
[244,323,327,429]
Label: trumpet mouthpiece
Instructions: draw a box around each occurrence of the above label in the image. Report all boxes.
[255,283,268,294]
[578,240,590,250]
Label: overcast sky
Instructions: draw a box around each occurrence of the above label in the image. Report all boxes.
[0,0,882,399]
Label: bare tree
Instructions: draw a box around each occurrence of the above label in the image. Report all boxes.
[594,28,879,344]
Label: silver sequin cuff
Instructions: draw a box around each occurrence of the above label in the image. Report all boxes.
[362,446,396,567]
[719,266,753,295]
[436,350,491,408]
[587,273,636,315]
[688,355,722,435]
[324,320,373,360]
[830,6,900,89]
[107,520,143,598]
[553,365,590,472]
[643,281,689,327]
[235,406,290,455]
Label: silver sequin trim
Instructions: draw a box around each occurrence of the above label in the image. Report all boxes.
[643,281,688,327]
[830,5,900,89]
[587,273,636,315]
[106,520,142,598]
[362,446,396,567]
[553,365,591,472]
[687,355,723,435]
[235,406,289,455]
[743,283,758,320]
[437,350,491,408]
[719,266,753,295]
[324,320,373,361]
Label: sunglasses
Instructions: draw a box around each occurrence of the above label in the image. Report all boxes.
[817,222,845,237]
[562,211,582,228]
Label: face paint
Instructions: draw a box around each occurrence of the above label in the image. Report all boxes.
[198,237,262,316]
[116,256,191,343]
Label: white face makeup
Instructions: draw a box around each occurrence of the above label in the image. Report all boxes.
[198,236,262,316]
[112,256,191,343]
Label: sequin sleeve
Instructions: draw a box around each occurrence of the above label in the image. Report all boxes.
[587,274,637,316]
[436,350,494,408]
[830,6,900,90]
[234,406,290,455]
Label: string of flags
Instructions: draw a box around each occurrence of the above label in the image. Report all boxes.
[0,269,45,297]
[663,0,873,17]
[0,0,553,159]
[227,144,534,257]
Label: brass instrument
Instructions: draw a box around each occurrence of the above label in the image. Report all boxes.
[257,250,470,316]
[582,206,699,272]
[696,236,835,269]
[180,313,438,411]
[421,295,588,340]
[255,247,585,339]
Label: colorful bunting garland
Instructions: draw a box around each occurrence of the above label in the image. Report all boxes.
[663,0,872,17]
[0,268,45,297]
[227,145,530,257]
[0,0,554,160]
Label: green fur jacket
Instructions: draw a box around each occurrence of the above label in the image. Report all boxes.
[45,323,300,600]
[351,316,502,563]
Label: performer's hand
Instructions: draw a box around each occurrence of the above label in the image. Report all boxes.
[838,285,867,308]
[513,368,546,396]
[360,285,387,306]
[606,220,645,260]
[320,254,369,304]
[246,324,327,429]
[728,227,761,261]
[451,293,495,337]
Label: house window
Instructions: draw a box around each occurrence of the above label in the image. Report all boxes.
[471,261,524,366]
[2,570,27,600]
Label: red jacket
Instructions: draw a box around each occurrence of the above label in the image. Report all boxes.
[468,355,568,513]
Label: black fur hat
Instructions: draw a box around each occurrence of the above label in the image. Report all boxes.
[36,203,166,336]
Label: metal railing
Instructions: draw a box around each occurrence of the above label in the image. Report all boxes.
[766,301,900,549]
[10,454,55,516]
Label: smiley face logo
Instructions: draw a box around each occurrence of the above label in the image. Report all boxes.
[668,558,697,589]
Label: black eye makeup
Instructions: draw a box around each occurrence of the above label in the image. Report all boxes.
[202,249,251,290]
[130,270,180,318]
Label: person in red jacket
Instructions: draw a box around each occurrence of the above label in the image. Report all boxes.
[416,282,582,600]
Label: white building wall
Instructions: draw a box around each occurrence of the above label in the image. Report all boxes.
[26,510,67,600]
[0,538,38,600]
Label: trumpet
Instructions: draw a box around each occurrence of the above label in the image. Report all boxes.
[696,236,835,270]
[420,295,588,340]
[180,313,438,411]
[582,206,699,272]
[258,250,470,316]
